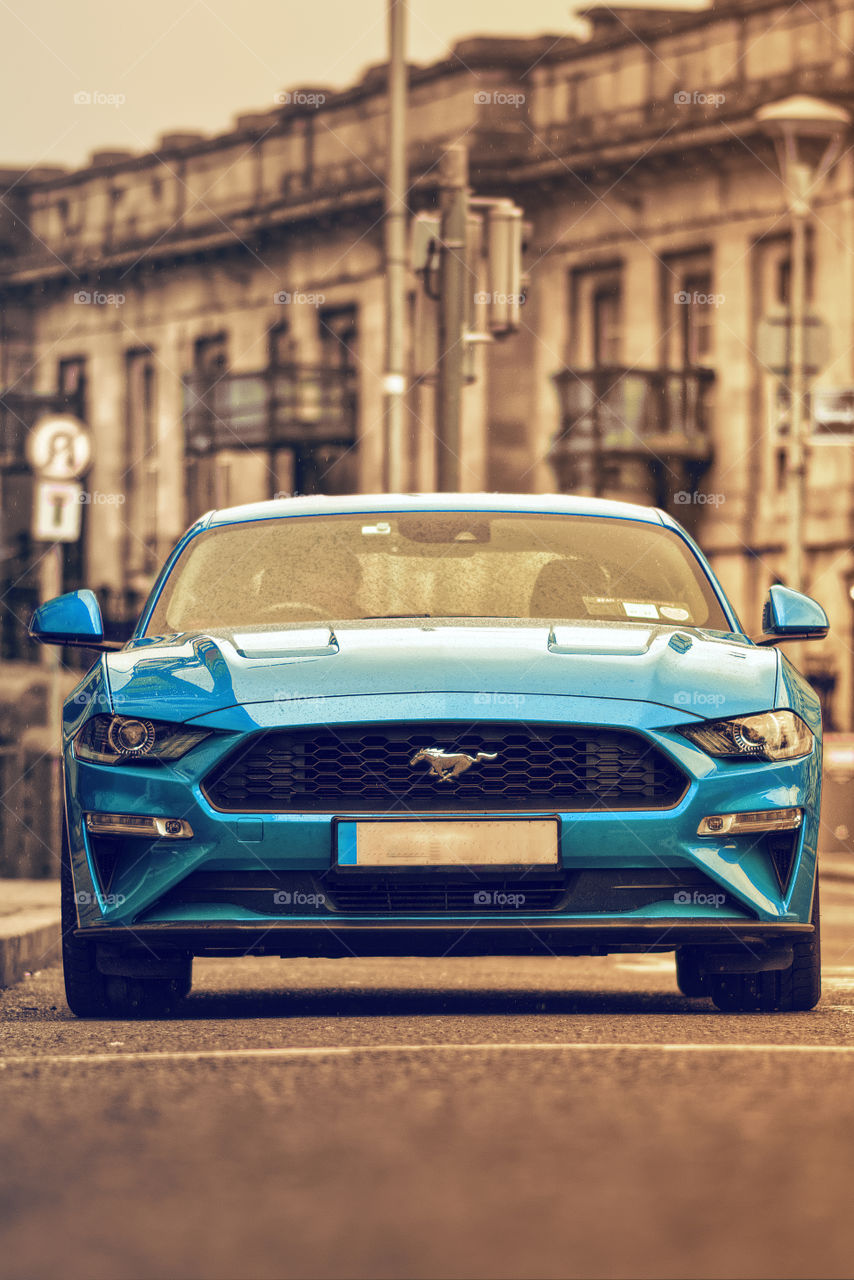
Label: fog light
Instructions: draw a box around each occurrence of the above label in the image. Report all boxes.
[86,813,194,838]
[697,807,803,836]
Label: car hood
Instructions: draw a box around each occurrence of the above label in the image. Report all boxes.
[103,623,777,723]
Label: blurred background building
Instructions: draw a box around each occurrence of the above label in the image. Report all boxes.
[2,0,854,726]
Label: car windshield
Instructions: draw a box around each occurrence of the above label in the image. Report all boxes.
[144,511,731,633]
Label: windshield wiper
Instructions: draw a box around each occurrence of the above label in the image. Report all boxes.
[358,614,521,620]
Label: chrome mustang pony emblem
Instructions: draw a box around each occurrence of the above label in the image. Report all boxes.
[409,746,498,783]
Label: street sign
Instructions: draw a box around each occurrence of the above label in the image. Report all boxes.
[812,388,854,440]
[756,314,830,376]
[33,480,83,542]
[26,414,92,479]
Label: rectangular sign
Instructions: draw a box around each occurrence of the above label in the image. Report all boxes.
[336,818,559,868]
[32,480,83,542]
[812,388,854,439]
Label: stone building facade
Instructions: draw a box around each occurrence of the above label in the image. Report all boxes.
[2,0,854,724]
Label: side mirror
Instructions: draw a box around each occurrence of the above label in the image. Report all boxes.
[754,584,829,646]
[29,589,119,651]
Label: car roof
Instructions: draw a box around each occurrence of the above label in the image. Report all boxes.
[204,493,669,528]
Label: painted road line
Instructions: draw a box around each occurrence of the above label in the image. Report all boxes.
[5,1041,854,1067]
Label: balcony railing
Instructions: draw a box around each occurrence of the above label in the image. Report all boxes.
[549,366,714,495]
[183,362,357,455]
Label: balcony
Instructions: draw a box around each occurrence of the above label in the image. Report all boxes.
[182,363,357,456]
[549,366,714,505]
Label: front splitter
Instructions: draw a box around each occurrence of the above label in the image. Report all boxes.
[77,917,813,958]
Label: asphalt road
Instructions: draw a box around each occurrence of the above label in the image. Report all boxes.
[3,877,854,1280]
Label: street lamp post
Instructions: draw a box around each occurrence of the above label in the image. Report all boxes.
[755,95,851,594]
[384,0,408,492]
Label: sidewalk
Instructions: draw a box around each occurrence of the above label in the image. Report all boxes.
[819,851,854,884]
[0,879,61,987]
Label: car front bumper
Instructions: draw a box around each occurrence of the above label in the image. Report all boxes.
[63,693,822,954]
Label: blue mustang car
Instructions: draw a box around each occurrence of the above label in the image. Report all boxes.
[31,494,828,1017]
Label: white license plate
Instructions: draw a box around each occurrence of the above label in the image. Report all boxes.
[336,819,559,868]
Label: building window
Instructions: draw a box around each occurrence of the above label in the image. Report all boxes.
[568,263,623,369]
[754,232,815,472]
[126,348,159,576]
[269,322,296,367]
[319,306,359,371]
[661,249,714,368]
[306,306,358,494]
[194,332,228,381]
[776,252,815,309]
[680,272,713,366]
[592,283,622,367]
[57,357,88,418]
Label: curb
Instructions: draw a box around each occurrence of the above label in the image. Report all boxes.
[0,910,61,988]
[820,854,854,886]
[821,869,854,886]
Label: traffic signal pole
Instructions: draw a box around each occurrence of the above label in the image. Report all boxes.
[384,0,408,491]
[40,544,63,866]
[788,205,808,596]
[436,146,469,492]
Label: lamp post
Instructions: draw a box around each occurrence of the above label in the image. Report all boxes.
[384,0,408,492]
[755,95,851,594]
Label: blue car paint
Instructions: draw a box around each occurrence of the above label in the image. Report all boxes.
[102,625,779,723]
[31,588,104,643]
[765,583,829,634]
[57,494,822,945]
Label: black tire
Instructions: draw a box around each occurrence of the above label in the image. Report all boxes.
[61,824,190,1019]
[675,948,712,998]
[710,885,821,1014]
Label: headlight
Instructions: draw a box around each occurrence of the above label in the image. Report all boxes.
[75,715,212,765]
[677,710,813,762]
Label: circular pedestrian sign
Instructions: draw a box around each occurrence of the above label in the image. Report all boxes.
[26,414,92,480]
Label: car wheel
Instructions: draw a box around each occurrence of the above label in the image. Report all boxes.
[710,885,821,1014]
[61,824,190,1018]
[61,821,114,1017]
[675,948,711,998]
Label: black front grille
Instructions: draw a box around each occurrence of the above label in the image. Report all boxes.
[201,721,687,813]
[329,880,566,913]
[146,868,746,918]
